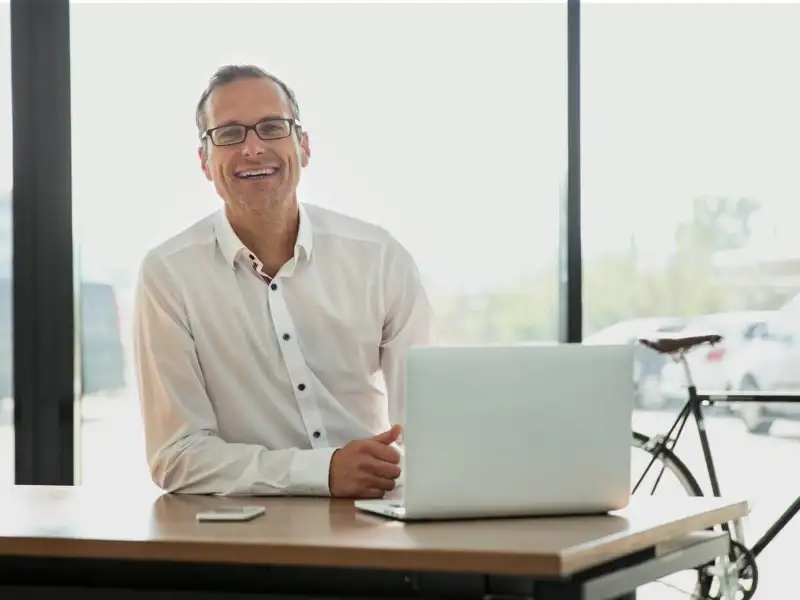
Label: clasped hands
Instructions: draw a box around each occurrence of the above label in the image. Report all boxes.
[328,424,403,498]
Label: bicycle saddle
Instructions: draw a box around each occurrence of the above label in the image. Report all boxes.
[638,333,722,354]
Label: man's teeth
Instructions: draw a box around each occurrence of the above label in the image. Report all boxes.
[238,167,277,178]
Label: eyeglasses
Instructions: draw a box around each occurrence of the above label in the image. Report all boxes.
[201,117,301,147]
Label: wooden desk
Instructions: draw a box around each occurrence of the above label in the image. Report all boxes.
[0,486,749,600]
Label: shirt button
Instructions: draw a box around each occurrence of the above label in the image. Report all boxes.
[312,431,321,439]
[270,282,278,291]
[282,333,291,341]
[298,383,306,391]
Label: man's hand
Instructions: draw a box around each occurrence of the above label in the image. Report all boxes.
[328,425,403,498]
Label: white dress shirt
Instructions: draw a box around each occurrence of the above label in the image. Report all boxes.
[133,202,436,496]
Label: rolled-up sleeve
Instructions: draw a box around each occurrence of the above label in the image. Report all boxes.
[379,237,438,429]
[134,251,335,496]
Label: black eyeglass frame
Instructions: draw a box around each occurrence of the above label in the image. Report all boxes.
[201,117,302,147]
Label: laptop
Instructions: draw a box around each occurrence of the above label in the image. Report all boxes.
[355,343,634,521]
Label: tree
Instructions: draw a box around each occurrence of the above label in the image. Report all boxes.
[433,272,558,344]
[584,195,762,331]
[434,195,763,343]
[675,195,760,253]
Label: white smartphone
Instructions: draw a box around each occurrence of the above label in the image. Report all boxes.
[196,506,266,522]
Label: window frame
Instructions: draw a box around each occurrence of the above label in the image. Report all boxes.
[10,0,76,484]
[7,0,581,484]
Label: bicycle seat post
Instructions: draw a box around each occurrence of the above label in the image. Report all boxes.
[678,352,706,413]
[677,351,696,393]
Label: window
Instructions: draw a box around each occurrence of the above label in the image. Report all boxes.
[70,3,565,486]
[584,3,800,596]
[0,4,12,486]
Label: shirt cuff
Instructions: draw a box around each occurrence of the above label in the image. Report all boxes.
[289,447,339,496]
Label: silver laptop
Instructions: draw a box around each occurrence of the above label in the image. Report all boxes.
[355,343,633,521]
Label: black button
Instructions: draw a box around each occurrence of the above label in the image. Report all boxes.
[312,431,321,439]
[298,383,306,391]
[249,253,254,259]
[270,282,278,291]
[282,333,291,341]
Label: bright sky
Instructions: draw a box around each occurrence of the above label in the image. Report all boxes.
[2,2,800,291]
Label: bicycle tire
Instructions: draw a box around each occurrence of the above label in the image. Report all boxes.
[632,430,704,497]
[632,431,715,598]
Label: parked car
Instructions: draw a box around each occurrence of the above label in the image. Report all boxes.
[0,189,126,399]
[724,309,800,434]
[583,316,689,409]
[0,278,126,398]
[659,311,775,408]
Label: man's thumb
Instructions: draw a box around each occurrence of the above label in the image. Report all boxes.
[372,424,403,445]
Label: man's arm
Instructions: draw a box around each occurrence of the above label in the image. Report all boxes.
[133,251,336,496]
[379,236,438,428]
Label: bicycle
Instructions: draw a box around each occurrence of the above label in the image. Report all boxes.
[629,332,800,600]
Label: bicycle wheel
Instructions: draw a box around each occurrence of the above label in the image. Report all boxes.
[632,431,719,599]
[632,430,704,497]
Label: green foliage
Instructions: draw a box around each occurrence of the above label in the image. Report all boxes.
[434,278,558,344]
[676,196,761,253]
[434,196,762,343]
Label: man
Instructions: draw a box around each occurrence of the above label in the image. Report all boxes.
[133,65,436,498]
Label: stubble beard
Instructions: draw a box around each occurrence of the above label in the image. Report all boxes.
[233,184,286,219]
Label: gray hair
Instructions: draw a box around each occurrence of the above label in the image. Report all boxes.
[195,64,302,140]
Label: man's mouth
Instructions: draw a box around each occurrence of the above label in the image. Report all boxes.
[235,167,279,180]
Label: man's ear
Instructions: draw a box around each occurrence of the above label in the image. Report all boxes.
[198,145,212,181]
[299,131,311,168]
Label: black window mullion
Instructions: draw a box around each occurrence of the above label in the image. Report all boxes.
[559,0,583,344]
[11,0,75,485]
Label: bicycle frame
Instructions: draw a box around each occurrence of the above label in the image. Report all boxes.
[632,354,734,550]
[694,390,800,559]
[636,349,800,561]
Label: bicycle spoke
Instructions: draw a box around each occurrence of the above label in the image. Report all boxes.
[655,577,705,599]
[631,432,703,498]
[650,406,692,494]
[633,436,666,495]
[632,401,693,496]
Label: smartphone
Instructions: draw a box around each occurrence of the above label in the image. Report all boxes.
[196,506,266,522]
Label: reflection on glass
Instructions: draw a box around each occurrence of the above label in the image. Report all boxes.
[70,2,564,488]
[0,4,12,486]
[583,4,800,598]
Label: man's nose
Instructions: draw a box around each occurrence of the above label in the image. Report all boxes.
[241,129,266,157]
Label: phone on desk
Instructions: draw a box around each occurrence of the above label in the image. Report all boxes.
[196,506,266,522]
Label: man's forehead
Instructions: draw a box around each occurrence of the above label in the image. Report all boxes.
[207,77,291,125]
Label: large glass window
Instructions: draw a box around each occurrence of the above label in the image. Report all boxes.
[0,4,12,486]
[584,3,800,597]
[70,3,564,487]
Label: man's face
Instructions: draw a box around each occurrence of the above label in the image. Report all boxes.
[198,77,310,216]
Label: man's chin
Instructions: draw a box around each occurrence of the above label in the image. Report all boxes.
[234,193,287,215]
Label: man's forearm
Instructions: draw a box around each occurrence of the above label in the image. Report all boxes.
[151,432,338,496]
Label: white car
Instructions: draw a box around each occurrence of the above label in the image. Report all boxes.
[724,312,800,434]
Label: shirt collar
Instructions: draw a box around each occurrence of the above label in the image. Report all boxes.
[215,203,314,269]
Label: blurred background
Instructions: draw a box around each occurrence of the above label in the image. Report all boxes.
[2,3,800,597]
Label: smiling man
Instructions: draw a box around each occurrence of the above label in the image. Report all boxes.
[133,65,436,498]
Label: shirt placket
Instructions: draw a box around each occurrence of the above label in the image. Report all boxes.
[246,253,329,449]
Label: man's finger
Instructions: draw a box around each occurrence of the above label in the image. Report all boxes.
[360,488,386,499]
[371,424,403,445]
[364,475,396,492]
[362,440,401,463]
[363,457,402,479]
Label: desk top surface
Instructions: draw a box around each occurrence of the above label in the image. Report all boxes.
[0,485,748,577]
